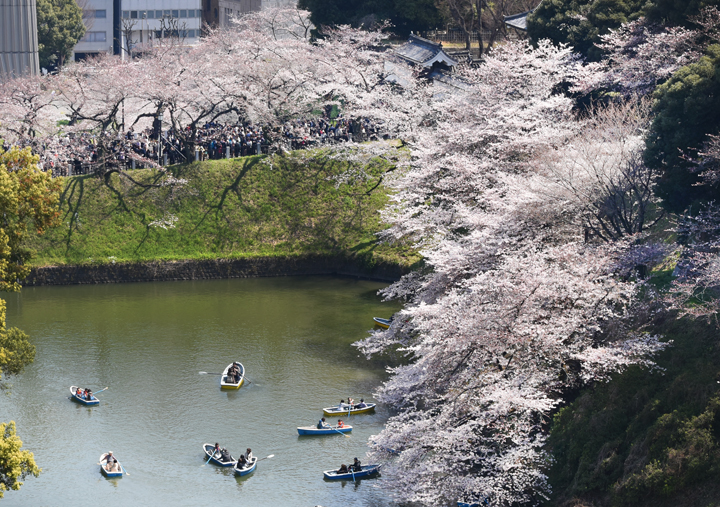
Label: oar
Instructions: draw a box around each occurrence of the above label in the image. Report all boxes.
[199,372,224,375]
[332,426,350,438]
[256,454,274,462]
[202,450,218,466]
[121,464,130,476]
[93,387,109,396]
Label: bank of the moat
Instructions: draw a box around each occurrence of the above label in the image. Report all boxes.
[24,254,411,286]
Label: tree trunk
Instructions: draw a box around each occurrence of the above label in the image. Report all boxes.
[476,0,484,57]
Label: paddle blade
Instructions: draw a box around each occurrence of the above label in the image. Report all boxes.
[266,454,274,459]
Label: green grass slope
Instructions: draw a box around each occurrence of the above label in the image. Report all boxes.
[26,151,419,268]
[548,314,720,507]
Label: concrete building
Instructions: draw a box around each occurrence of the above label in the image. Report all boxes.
[215,0,296,28]
[0,0,40,77]
[72,0,202,61]
[73,0,115,60]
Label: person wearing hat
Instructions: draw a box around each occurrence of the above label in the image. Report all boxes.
[103,451,116,471]
[356,398,367,409]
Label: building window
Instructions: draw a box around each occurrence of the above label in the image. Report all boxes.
[180,9,187,18]
[81,31,107,42]
[163,9,171,17]
[155,30,162,39]
[95,9,106,18]
[139,10,146,18]
[172,9,179,18]
[122,10,129,18]
[147,10,154,18]
[130,10,137,18]
[155,10,163,18]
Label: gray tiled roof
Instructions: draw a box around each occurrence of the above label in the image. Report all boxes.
[395,34,458,68]
[504,10,531,31]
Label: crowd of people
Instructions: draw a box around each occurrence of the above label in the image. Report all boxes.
[1,114,385,178]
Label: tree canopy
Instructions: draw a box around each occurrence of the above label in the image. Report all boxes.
[298,0,443,37]
[37,0,86,69]
[645,44,720,212]
[0,422,40,499]
[0,144,60,498]
[527,0,719,60]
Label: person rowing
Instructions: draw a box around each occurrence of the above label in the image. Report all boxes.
[317,417,330,429]
[102,451,116,470]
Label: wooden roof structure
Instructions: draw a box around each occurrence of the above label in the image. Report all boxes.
[394,34,459,69]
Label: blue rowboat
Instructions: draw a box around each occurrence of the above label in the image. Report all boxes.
[323,464,381,480]
[99,453,123,478]
[202,443,236,467]
[373,317,391,329]
[323,403,376,417]
[297,425,352,436]
[233,456,257,477]
[70,386,99,406]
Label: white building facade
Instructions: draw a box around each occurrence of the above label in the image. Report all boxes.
[72,0,202,61]
[73,0,114,60]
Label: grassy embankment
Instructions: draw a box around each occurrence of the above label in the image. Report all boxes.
[548,258,720,507]
[26,151,419,270]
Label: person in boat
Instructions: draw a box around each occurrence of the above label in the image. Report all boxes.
[86,389,94,401]
[212,443,221,459]
[245,448,253,460]
[220,447,233,463]
[338,464,349,474]
[352,457,362,472]
[104,451,116,469]
[317,417,330,429]
[356,399,367,409]
[75,387,84,399]
[337,420,345,428]
[338,399,346,410]
[237,454,247,468]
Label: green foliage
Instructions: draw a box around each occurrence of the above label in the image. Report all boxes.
[547,316,720,507]
[36,0,86,69]
[298,0,442,37]
[25,152,418,269]
[645,45,720,213]
[0,143,55,498]
[645,0,720,26]
[527,0,649,60]
[527,0,719,61]
[0,147,62,291]
[0,422,40,499]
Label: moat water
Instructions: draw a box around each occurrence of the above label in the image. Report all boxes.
[0,276,401,506]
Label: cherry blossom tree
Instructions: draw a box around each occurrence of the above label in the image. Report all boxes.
[538,99,665,242]
[353,40,669,506]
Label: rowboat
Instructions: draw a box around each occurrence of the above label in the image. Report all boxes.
[373,317,391,329]
[220,362,244,390]
[99,453,123,478]
[323,403,376,417]
[233,456,258,477]
[297,425,353,436]
[70,386,99,406]
[202,443,236,467]
[457,503,483,507]
[323,464,381,480]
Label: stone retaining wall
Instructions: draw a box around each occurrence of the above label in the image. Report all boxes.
[24,255,410,286]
